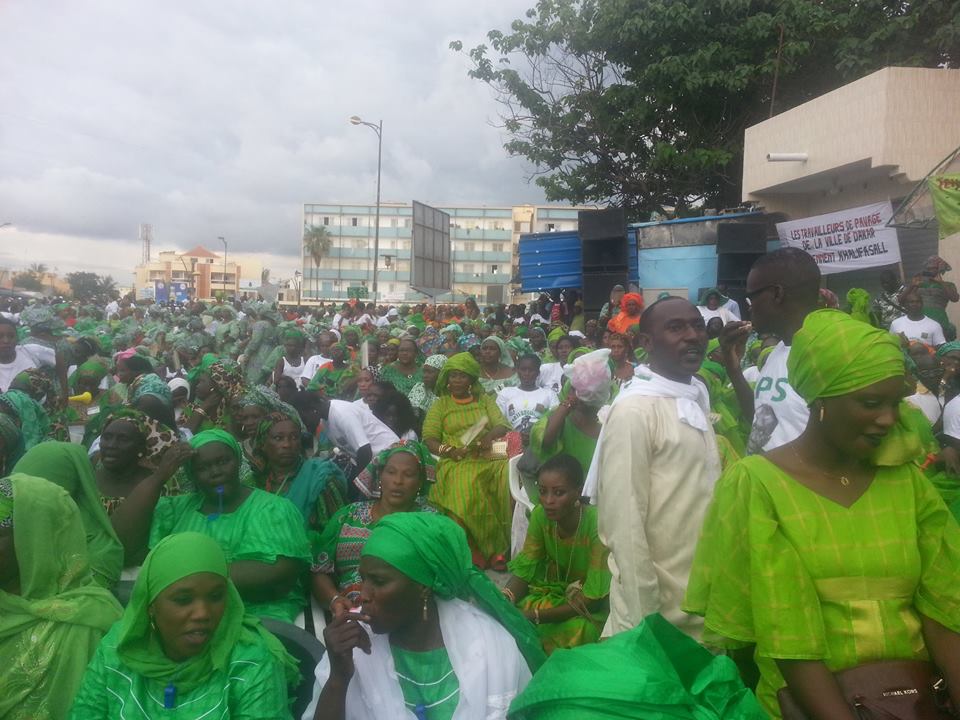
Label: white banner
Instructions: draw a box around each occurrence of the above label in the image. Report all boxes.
[776,201,901,275]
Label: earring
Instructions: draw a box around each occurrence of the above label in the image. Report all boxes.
[819,403,825,423]
[422,593,430,622]
[138,452,145,459]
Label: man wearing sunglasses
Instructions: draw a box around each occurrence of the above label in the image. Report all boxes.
[717,248,821,454]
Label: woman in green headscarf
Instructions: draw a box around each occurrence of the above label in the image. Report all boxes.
[310,440,439,618]
[685,309,960,718]
[69,532,295,719]
[845,287,874,325]
[478,335,519,396]
[422,352,512,570]
[696,338,748,457]
[306,512,544,720]
[112,429,313,622]
[182,358,246,433]
[379,336,423,396]
[307,343,359,400]
[0,474,122,720]
[13,442,123,589]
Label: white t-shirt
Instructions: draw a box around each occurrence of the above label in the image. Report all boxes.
[300,354,331,387]
[943,395,960,441]
[537,363,564,394]
[496,386,558,432]
[906,388,942,425]
[722,298,742,321]
[698,306,734,326]
[747,342,809,454]
[326,399,371,458]
[742,365,761,384]
[355,403,401,454]
[889,315,945,347]
[0,347,42,392]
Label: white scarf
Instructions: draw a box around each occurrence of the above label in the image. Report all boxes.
[584,366,713,501]
[302,598,531,720]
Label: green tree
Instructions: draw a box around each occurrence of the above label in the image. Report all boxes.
[66,271,101,301]
[13,272,44,292]
[303,225,333,300]
[96,275,117,297]
[453,0,960,218]
[27,262,48,276]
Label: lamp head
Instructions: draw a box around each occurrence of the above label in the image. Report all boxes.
[349,115,363,125]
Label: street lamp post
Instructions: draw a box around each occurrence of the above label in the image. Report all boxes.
[349,115,382,304]
[294,270,302,306]
[218,236,227,299]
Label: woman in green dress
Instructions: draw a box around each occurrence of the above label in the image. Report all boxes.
[111,429,313,622]
[307,343,359,399]
[241,304,280,385]
[310,441,438,616]
[422,352,512,570]
[379,337,423,396]
[181,358,246,433]
[478,336,519,396]
[530,390,602,477]
[69,532,295,719]
[0,474,122,720]
[306,513,544,720]
[0,386,52,451]
[249,410,346,530]
[408,354,447,427]
[13,442,123,590]
[503,454,610,655]
[684,309,960,719]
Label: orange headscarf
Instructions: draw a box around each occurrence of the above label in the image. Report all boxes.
[607,293,644,334]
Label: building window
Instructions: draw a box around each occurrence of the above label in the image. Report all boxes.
[492,242,504,252]
[404,218,412,228]
[463,263,474,274]
[353,239,366,249]
[490,264,500,274]
[351,217,359,227]
[464,242,475,252]
[546,223,556,231]
[390,218,398,228]
[513,221,522,231]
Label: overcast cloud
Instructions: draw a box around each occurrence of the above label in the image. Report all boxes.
[0,0,542,283]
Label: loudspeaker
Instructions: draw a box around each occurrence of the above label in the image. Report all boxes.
[583,271,627,314]
[579,208,628,270]
[716,223,766,254]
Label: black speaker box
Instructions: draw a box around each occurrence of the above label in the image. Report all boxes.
[716,223,766,254]
[583,271,627,314]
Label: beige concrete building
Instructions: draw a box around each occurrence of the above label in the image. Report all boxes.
[741,65,960,324]
[133,247,262,301]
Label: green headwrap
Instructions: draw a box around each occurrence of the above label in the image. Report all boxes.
[187,352,220,384]
[116,532,296,692]
[936,340,960,358]
[547,327,566,343]
[435,351,482,396]
[362,513,546,673]
[441,323,463,337]
[846,288,873,324]
[128,372,173,406]
[189,428,241,459]
[697,287,728,307]
[787,309,903,404]
[353,440,436,499]
[13,442,123,588]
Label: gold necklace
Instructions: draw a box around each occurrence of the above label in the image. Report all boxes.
[792,447,852,486]
[553,505,583,583]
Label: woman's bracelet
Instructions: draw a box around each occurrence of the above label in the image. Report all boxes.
[329,594,344,611]
[534,608,541,625]
[502,587,516,604]
[193,407,209,419]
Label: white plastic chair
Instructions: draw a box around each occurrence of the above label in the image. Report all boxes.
[509,455,534,557]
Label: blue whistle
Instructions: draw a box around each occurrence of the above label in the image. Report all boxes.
[164,682,176,709]
[207,486,225,521]
[413,705,427,720]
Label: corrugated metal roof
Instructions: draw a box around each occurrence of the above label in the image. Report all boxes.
[630,211,764,229]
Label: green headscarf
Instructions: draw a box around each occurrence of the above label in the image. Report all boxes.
[846,288,873,324]
[353,440,437,499]
[362,513,546,673]
[441,323,463,338]
[507,613,765,719]
[70,358,110,392]
[435,351,483,396]
[186,428,242,484]
[547,327,566,343]
[13,442,123,589]
[115,531,296,692]
[936,340,960,358]
[697,287,728,307]
[0,389,51,450]
[187,352,219,384]
[129,372,173,406]
[787,309,903,404]
[0,414,25,475]
[0,474,122,720]
[481,335,515,368]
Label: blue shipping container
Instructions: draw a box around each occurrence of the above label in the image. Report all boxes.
[518,230,638,293]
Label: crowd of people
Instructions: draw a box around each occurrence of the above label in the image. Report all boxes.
[0,248,959,719]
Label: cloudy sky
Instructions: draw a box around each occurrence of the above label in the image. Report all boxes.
[0,0,544,283]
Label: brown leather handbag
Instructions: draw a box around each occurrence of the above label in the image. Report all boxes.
[777,661,955,719]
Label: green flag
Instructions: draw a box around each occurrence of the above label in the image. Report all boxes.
[929,173,960,239]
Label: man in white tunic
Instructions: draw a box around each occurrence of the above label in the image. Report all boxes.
[591,297,720,639]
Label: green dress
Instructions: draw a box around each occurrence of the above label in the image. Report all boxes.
[684,456,960,718]
[148,489,312,622]
[423,395,512,560]
[252,456,347,532]
[529,410,599,477]
[390,645,460,720]
[479,373,518,396]
[380,363,423,396]
[68,623,291,720]
[509,505,610,654]
[307,364,358,399]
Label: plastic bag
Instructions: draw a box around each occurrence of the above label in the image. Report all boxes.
[562,348,612,406]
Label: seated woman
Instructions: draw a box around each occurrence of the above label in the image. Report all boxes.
[250,410,347,530]
[310,441,438,616]
[351,366,381,408]
[379,337,423,396]
[496,354,558,438]
[478,336,518,396]
[537,334,579,394]
[684,309,960,719]
[14,442,123,589]
[93,409,182,516]
[181,358,246,433]
[10,367,71,441]
[1,473,122,720]
[422,352,512,570]
[69,532,295,719]
[304,513,545,720]
[371,386,419,442]
[408,354,446,429]
[112,429,313,622]
[307,343,358,400]
[503,454,610,655]
[0,385,52,452]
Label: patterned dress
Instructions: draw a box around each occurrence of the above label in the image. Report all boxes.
[380,363,423,396]
[422,394,512,560]
[508,504,611,654]
[684,456,960,718]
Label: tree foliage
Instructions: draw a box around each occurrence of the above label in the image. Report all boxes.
[13,272,44,292]
[66,271,116,301]
[453,0,960,218]
[303,225,333,299]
